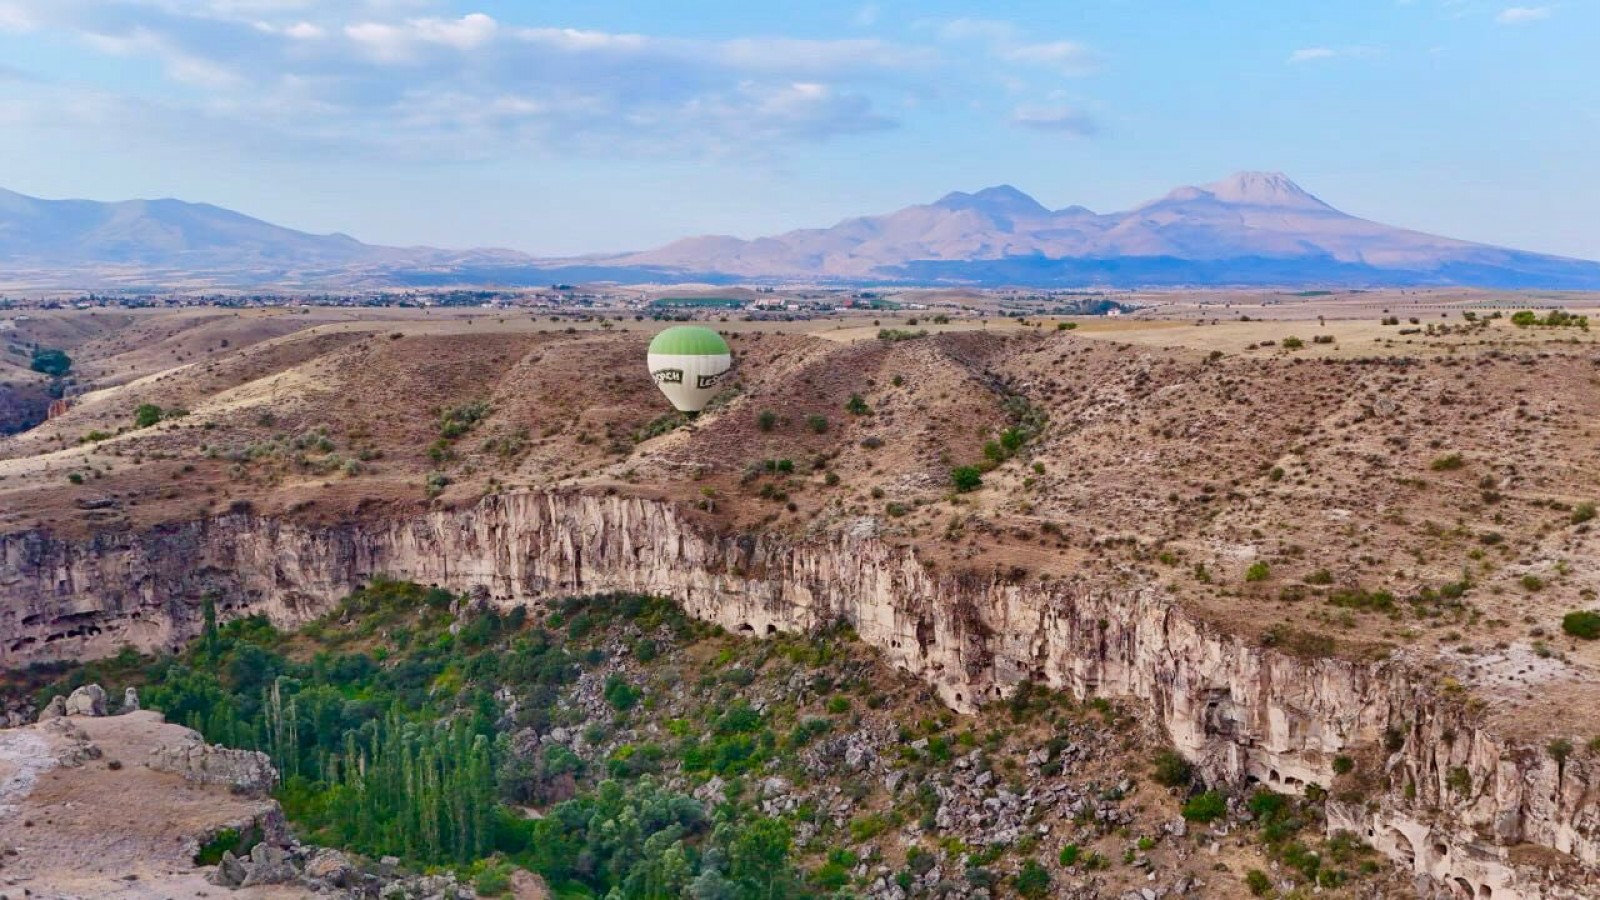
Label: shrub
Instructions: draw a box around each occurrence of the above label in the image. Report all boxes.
[1181,791,1227,822]
[602,674,640,711]
[1152,750,1193,787]
[1572,503,1596,525]
[1245,869,1272,897]
[1281,336,1305,350]
[877,328,929,342]
[1332,755,1355,775]
[756,410,777,432]
[134,403,164,428]
[67,472,84,485]
[806,415,829,434]
[472,861,513,896]
[1429,453,1465,471]
[1245,561,1271,582]
[1058,844,1080,866]
[1057,322,1078,331]
[1562,611,1600,639]
[845,394,870,416]
[1014,859,1051,899]
[950,466,983,493]
[1521,574,1545,592]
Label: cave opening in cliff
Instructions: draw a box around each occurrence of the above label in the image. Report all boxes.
[1393,830,1416,869]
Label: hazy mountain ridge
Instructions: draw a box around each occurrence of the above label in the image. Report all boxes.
[3,174,1599,289]
[606,171,1598,287]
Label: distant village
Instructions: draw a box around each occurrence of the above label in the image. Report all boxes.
[0,286,1136,319]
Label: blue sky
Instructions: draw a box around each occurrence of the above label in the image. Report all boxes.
[0,0,1594,259]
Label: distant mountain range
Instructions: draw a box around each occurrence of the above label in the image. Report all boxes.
[3,174,1599,289]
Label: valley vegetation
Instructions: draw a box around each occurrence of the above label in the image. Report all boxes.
[28,580,1393,899]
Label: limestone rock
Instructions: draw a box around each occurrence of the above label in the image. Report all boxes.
[239,843,298,887]
[147,729,277,794]
[65,684,107,717]
[122,686,141,712]
[37,695,67,720]
[208,850,247,888]
[305,847,357,887]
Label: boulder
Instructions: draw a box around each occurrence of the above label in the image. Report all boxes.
[65,684,107,717]
[305,848,358,887]
[240,843,298,886]
[36,695,67,720]
[208,850,248,888]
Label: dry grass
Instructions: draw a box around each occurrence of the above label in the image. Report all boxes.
[4,304,1600,738]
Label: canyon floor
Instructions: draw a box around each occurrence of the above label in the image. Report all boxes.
[2,292,1599,897]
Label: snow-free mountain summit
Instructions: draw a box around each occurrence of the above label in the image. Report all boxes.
[2,173,1598,288]
[600,172,1600,287]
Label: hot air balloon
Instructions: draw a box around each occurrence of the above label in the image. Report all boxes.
[647,326,732,413]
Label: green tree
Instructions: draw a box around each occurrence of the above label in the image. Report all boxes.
[29,347,72,377]
[135,403,164,428]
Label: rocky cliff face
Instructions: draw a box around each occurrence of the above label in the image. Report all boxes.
[0,489,1594,898]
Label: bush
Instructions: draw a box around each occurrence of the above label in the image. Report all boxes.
[1572,503,1596,525]
[1281,336,1304,350]
[806,415,829,434]
[845,394,870,416]
[1562,611,1600,639]
[603,674,639,711]
[950,466,983,493]
[1014,859,1051,899]
[1332,755,1355,775]
[1245,869,1272,896]
[1181,791,1227,823]
[1521,574,1545,592]
[756,410,777,432]
[1429,453,1465,471]
[472,861,513,896]
[1058,844,1080,866]
[134,403,164,428]
[1152,750,1192,787]
[1245,561,1271,582]
[1056,322,1077,331]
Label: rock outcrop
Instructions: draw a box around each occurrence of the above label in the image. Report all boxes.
[1,489,1595,897]
[147,724,278,795]
[64,683,107,717]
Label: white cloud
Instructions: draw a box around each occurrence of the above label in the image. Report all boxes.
[1288,47,1336,63]
[1287,46,1379,64]
[0,2,1098,160]
[936,18,1099,76]
[1496,6,1550,23]
[1001,40,1097,75]
[1010,104,1096,136]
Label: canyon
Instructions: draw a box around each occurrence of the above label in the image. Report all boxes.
[1,489,1594,899]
